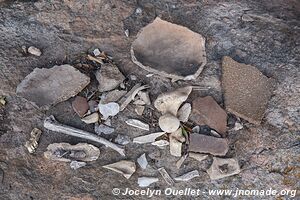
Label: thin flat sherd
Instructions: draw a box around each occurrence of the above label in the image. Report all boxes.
[131,17,207,80]
[188,134,229,156]
[16,64,90,108]
[222,56,275,125]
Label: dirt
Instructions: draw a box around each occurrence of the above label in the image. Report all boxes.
[0,0,299,200]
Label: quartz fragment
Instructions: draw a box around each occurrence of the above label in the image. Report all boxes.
[189,134,228,156]
[28,46,42,56]
[24,128,42,153]
[137,153,148,169]
[174,170,199,182]
[114,134,131,145]
[133,132,165,144]
[16,65,90,108]
[154,86,192,115]
[103,160,136,179]
[222,56,275,125]
[98,102,119,120]
[95,124,115,135]
[44,143,100,162]
[96,63,125,92]
[190,96,227,135]
[125,119,149,131]
[138,177,159,187]
[131,17,207,80]
[158,167,174,185]
[177,103,191,122]
[72,96,89,117]
[207,157,241,180]
[169,128,185,157]
[70,161,86,170]
[81,113,99,124]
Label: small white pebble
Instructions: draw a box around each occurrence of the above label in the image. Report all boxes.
[124,29,129,37]
[28,46,42,56]
[93,48,101,56]
[135,7,142,14]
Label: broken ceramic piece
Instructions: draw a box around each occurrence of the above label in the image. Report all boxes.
[158,167,174,185]
[154,86,192,116]
[159,113,180,133]
[100,89,127,104]
[190,96,227,135]
[177,103,191,122]
[114,134,131,145]
[16,65,90,108]
[72,96,89,117]
[81,113,99,124]
[137,153,148,169]
[28,46,42,56]
[189,152,208,162]
[222,56,275,125]
[151,140,169,148]
[133,132,165,144]
[24,128,42,153]
[70,161,86,170]
[135,105,145,115]
[131,17,207,80]
[95,123,115,135]
[189,134,228,156]
[138,177,159,187]
[207,157,241,180]
[125,119,149,131]
[98,102,119,120]
[96,63,125,92]
[103,160,136,179]
[174,170,199,182]
[169,128,185,157]
[44,143,100,162]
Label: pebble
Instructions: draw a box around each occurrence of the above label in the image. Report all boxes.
[28,46,42,56]
[72,96,89,117]
[98,102,119,120]
[137,153,148,169]
[114,134,131,145]
[138,177,159,187]
[81,113,99,124]
[158,113,180,133]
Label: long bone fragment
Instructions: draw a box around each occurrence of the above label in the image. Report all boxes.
[44,115,125,156]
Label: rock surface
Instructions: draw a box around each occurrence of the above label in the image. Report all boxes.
[16,65,90,108]
[188,134,229,156]
[96,63,125,92]
[207,157,241,180]
[131,17,207,80]
[190,96,227,135]
[222,56,275,125]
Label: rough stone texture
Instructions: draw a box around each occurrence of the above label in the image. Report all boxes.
[190,96,228,135]
[222,56,275,125]
[0,0,299,199]
[72,96,89,117]
[131,17,207,80]
[96,63,125,92]
[16,64,90,108]
[189,134,229,156]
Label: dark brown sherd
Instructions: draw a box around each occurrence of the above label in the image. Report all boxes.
[222,56,275,125]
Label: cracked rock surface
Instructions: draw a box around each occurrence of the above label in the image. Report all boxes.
[0,0,299,199]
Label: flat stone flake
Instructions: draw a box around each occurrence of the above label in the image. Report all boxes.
[131,17,207,80]
[207,157,240,180]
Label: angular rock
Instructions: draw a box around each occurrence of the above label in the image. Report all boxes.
[174,170,199,182]
[135,105,145,115]
[81,113,99,124]
[28,46,42,56]
[169,128,185,157]
[114,134,131,145]
[137,153,148,169]
[72,96,89,117]
[94,124,114,135]
[16,64,90,108]
[103,160,136,179]
[159,113,180,133]
[207,157,241,180]
[98,102,119,120]
[177,103,191,122]
[133,132,165,144]
[96,63,125,92]
[138,177,159,187]
[222,56,275,125]
[131,17,207,80]
[125,119,149,131]
[138,91,151,105]
[175,154,187,169]
[189,152,208,162]
[44,143,100,162]
[188,134,228,156]
[154,86,192,115]
[190,96,227,135]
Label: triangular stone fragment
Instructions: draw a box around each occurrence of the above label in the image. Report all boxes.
[103,160,136,179]
[131,17,207,80]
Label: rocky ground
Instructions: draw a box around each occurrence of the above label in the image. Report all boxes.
[0,0,299,200]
